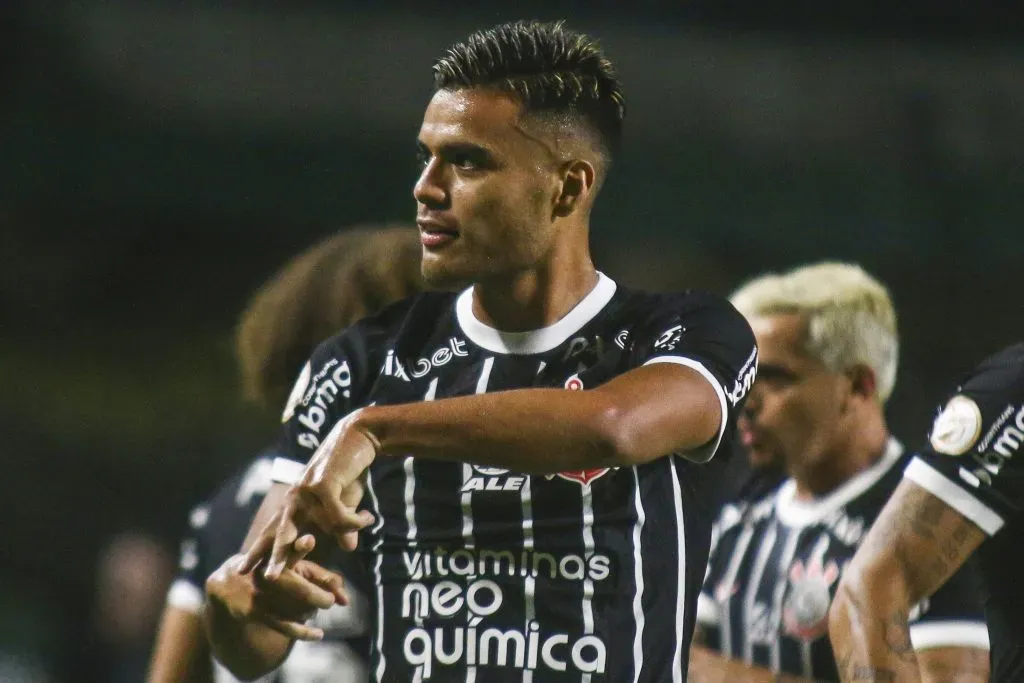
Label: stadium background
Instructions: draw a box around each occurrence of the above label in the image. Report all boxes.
[2,2,1022,680]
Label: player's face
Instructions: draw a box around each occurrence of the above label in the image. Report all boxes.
[737,314,849,475]
[413,88,564,288]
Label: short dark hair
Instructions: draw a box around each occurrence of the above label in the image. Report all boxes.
[432,20,625,160]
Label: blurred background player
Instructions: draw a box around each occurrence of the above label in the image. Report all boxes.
[831,342,1024,682]
[690,262,989,682]
[147,225,425,683]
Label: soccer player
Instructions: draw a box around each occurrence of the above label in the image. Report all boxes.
[205,19,758,683]
[147,225,424,683]
[691,263,989,682]
[830,342,1024,682]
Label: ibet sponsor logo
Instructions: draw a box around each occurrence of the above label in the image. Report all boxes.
[383,337,469,381]
[461,465,528,493]
[727,346,759,406]
[291,358,353,450]
[399,548,610,678]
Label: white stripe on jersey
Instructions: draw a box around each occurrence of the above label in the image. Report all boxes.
[521,477,536,683]
[773,528,806,674]
[522,359,543,683]
[631,467,648,683]
[742,522,777,664]
[719,522,756,657]
[795,532,830,675]
[581,486,597,683]
[365,470,388,682]
[456,357,494,683]
[668,457,688,683]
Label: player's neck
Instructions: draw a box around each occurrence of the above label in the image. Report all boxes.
[793,411,890,500]
[471,251,598,333]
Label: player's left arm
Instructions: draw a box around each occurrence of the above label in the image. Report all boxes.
[829,479,988,682]
[351,294,755,475]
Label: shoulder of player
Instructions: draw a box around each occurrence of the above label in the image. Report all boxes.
[941,342,1024,405]
[611,286,746,331]
[332,291,456,346]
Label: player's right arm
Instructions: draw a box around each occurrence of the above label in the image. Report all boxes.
[205,327,377,677]
[687,647,816,683]
[147,502,215,683]
[829,479,988,682]
[831,344,1024,682]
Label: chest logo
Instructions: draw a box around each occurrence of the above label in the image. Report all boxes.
[782,558,841,640]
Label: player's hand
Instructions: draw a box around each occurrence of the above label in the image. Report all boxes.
[241,414,378,579]
[206,541,348,641]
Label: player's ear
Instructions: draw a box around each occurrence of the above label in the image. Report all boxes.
[846,364,878,402]
[553,159,596,218]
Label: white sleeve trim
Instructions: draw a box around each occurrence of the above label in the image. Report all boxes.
[643,355,729,461]
[904,458,1004,536]
[910,620,990,651]
[271,457,305,486]
[166,578,204,614]
[695,592,720,626]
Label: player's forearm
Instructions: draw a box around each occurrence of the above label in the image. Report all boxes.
[917,647,989,683]
[354,364,717,472]
[147,606,212,683]
[829,574,921,683]
[203,598,292,681]
[687,646,813,683]
[354,389,622,473]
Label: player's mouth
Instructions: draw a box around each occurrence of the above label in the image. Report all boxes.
[417,218,460,249]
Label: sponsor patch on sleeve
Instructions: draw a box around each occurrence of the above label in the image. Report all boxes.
[929,395,983,456]
[281,361,312,423]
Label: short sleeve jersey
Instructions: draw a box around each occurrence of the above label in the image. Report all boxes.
[698,439,988,680]
[904,342,1024,681]
[275,274,758,683]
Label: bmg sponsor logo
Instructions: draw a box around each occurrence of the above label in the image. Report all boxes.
[290,358,353,450]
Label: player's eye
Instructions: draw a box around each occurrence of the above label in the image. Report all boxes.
[450,151,483,170]
[415,146,431,168]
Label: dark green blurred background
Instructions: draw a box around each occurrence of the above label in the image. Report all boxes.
[2,2,1022,680]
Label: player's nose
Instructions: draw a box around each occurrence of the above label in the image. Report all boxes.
[413,158,448,209]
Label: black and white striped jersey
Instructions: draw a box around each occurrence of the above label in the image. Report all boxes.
[698,438,989,681]
[273,273,758,683]
[167,449,372,682]
[905,342,1024,682]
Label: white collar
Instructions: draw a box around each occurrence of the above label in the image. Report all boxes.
[455,272,617,355]
[775,437,904,528]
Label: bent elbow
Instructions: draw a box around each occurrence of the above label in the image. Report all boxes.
[591,402,649,467]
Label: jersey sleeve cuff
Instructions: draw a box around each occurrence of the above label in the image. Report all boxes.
[643,356,728,461]
[904,458,1005,536]
[166,578,204,614]
[696,592,720,626]
[909,620,990,651]
[271,457,305,486]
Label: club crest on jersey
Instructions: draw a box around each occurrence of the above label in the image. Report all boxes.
[547,467,615,487]
[782,558,840,640]
[929,394,983,456]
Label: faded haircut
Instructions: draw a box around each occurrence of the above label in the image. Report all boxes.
[432,20,625,162]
